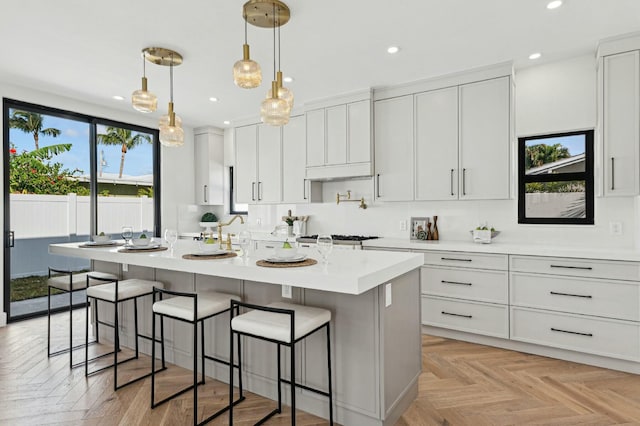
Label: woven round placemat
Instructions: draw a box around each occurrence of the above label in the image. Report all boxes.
[79,242,125,248]
[256,258,318,268]
[117,246,168,253]
[182,252,238,260]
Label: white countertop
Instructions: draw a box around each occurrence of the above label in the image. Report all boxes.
[363,238,640,262]
[49,240,423,295]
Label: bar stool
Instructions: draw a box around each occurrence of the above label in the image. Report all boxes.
[85,276,164,391]
[229,301,333,425]
[151,288,245,426]
[46,268,118,368]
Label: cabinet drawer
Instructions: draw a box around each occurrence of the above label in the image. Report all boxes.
[510,255,640,281]
[510,272,640,321]
[421,296,508,338]
[422,266,508,304]
[511,307,640,361]
[422,251,508,271]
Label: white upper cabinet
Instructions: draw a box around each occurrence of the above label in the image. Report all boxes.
[282,115,307,203]
[459,76,511,200]
[194,127,225,205]
[374,95,414,201]
[602,50,640,197]
[374,69,512,202]
[234,123,282,204]
[305,91,373,180]
[257,125,282,203]
[306,109,325,167]
[415,87,459,200]
[234,124,258,204]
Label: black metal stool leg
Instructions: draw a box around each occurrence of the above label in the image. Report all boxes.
[327,323,333,425]
[291,341,296,426]
[229,328,235,425]
[193,315,198,426]
[85,295,90,377]
[114,295,119,391]
[201,320,206,385]
[68,284,73,369]
[277,343,282,414]
[47,286,52,357]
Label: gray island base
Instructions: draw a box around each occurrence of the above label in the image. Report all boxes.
[50,241,423,425]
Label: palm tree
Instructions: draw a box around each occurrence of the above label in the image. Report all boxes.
[525,143,571,170]
[97,127,152,178]
[9,110,61,150]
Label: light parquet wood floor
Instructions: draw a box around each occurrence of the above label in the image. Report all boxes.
[3,313,640,425]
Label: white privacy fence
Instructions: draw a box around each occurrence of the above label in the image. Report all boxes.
[10,193,154,239]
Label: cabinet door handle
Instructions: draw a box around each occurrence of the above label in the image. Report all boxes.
[441,257,472,262]
[252,182,256,201]
[258,181,263,200]
[611,157,615,190]
[303,179,307,200]
[550,264,592,271]
[376,174,381,198]
[550,327,593,337]
[550,291,592,299]
[441,280,472,286]
[462,168,467,196]
[441,311,472,319]
[450,169,454,196]
[203,185,208,203]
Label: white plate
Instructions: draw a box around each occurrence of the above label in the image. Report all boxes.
[84,240,117,246]
[264,255,307,263]
[192,250,230,256]
[123,243,162,250]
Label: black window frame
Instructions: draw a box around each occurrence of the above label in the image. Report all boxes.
[229,166,247,215]
[518,129,594,225]
[3,98,161,322]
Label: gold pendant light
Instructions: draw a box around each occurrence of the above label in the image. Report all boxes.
[266,20,293,111]
[233,14,262,89]
[131,52,158,113]
[259,1,291,125]
[140,48,184,147]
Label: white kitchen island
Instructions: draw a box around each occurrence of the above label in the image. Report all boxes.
[49,240,423,426]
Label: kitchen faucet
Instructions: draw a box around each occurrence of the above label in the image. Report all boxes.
[217,215,245,249]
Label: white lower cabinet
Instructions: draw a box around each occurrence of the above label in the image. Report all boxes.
[422,296,508,338]
[414,249,640,369]
[510,307,640,362]
[510,255,640,362]
[420,250,509,339]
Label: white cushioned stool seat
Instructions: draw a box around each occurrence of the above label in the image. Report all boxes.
[87,279,163,302]
[48,271,118,292]
[231,302,331,343]
[153,291,240,321]
[48,272,90,291]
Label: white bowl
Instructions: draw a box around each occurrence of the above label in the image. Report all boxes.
[131,237,151,247]
[198,240,220,254]
[274,246,298,259]
[92,234,111,243]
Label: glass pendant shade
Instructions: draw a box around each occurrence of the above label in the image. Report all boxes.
[233,44,262,89]
[131,77,157,113]
[159,103,184,147]
[268,72,294,110]
[261,81,290,126]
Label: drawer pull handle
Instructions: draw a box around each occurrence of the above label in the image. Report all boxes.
[441,311,472,319]
[441,257,472,262]
[442,280,472,286]
[550,264,593,271]
[550,291,592,299]
[550,327,593,337]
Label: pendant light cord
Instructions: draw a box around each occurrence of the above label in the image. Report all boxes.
[278,12,281,72]
[169,53,174,103]
[142,52,146,78]
[244,12,248,44]
[272,5,276,80]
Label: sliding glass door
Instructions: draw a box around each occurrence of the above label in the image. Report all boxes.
[3,99,160,321]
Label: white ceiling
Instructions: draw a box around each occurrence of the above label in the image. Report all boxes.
[1,0,639,129]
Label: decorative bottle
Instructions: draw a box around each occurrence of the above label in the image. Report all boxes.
[432,216,439,240]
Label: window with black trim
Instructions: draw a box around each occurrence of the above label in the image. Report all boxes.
[518,130,594,224]
[229,166,247,215]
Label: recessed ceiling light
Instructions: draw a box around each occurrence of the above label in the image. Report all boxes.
[283,76,294,83]
[112,95,125,101]
[209,97,219,102]
[387,46,400,54]
[223,120,231,125]
[529,52,542,60]
[547,1,562,9]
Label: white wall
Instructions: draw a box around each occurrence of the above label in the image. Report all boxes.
[0,81,196,325]
[248,54,638,251]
